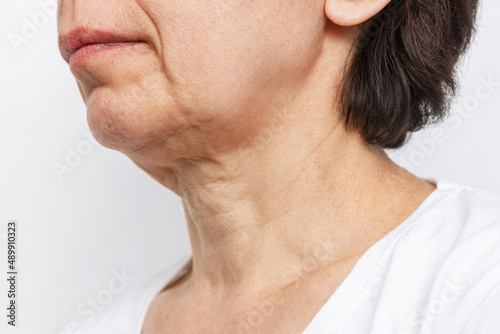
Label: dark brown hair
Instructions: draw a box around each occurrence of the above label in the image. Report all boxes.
[340,0,480,148]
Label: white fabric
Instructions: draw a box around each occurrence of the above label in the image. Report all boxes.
[79,179,500,333]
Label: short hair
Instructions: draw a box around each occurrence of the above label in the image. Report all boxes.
[340,0,480,148]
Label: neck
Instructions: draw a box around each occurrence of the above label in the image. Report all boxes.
[129,46,436,298]
[168,114,435,297]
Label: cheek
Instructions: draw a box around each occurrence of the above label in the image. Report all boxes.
[86,0,325,154]
[141,0,326,114]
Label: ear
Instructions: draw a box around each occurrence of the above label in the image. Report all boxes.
[325,0,392,27]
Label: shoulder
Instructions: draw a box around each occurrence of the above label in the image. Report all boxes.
[404,179,500,244]
[428,179,500,286]
[405,179,500,281]
[340,180,500,333]
[438,179,500,223]
[391,179,500,266]
[402,179,500,332]
[78,254,192,334]
[436,180,500,249]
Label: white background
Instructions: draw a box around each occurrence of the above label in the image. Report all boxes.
[1,1,499,333]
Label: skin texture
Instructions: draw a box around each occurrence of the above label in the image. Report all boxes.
[58,0,436,333]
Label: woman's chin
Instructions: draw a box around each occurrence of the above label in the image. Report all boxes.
[85,96,156,153]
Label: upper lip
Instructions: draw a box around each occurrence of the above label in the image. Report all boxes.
[58,28,142,64]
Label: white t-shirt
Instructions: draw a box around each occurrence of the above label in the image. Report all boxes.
[79,179,500,334]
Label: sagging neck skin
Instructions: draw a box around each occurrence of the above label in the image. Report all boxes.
[129,38,436,300]
[168,113,433,299]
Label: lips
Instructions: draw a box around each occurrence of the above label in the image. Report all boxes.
[58,27,145,64]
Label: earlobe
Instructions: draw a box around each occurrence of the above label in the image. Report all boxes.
[325,0,392,27]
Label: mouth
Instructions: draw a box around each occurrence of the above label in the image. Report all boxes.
[58,28,147,66]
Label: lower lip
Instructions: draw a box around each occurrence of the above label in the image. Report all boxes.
[69,42,144,68]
